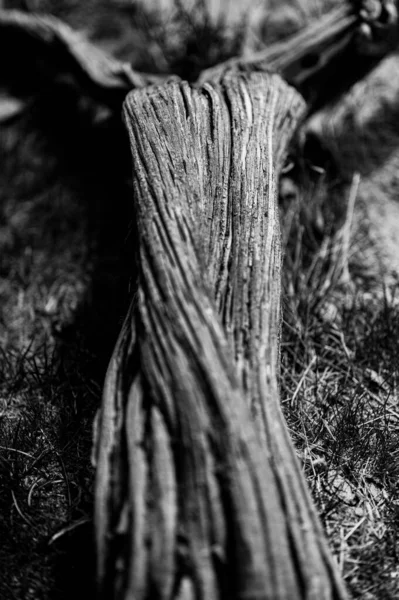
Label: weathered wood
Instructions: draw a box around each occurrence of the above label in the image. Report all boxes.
[2,2,398,119]
[199,2,399,111]
[0,9,176,117]
[93,71,348,599]
[2,3,398,599]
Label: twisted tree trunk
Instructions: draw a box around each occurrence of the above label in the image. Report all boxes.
[2,2,398,599]
[93,71,348,600]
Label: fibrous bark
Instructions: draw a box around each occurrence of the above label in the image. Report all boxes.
[93,71,348,600]
[2,3,398,599]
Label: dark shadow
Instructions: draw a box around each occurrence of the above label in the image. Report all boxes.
[0,82,136,599]
[50,522,97,600]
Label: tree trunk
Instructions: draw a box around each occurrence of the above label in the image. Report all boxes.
[2,3,398,599]
[93,71,348,599]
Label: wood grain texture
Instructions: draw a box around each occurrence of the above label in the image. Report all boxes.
[93,71,348,599]
[198,3,399,111]
[1,3,398,599]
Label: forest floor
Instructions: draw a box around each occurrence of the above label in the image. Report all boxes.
[1,1,399,598]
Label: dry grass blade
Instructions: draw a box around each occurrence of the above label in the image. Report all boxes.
[338,172,360,283]
[11,489,36,527]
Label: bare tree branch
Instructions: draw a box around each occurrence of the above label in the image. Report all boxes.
[0,8,177,116]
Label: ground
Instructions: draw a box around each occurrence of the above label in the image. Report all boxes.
[0,1,399,598]
[280,52,399,598]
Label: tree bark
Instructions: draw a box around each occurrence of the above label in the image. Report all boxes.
[3,3,398,599]
[93,71,348,599]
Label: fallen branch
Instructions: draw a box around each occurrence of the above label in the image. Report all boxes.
[1,2,398,118]
[2,2,398,598]
[93,71,348,600]
[0,8,176,114]
[199,2,399,110]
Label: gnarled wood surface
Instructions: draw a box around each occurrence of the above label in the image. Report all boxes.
[2,2,398,598]
[93,71,348,599]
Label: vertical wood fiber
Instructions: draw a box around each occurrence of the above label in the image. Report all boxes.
[94,72,348,600]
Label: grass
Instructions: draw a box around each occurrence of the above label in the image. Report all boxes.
[0,82,132,598]
[0,340,97,599]
[1,0,399,598]
[280,105,399,597]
